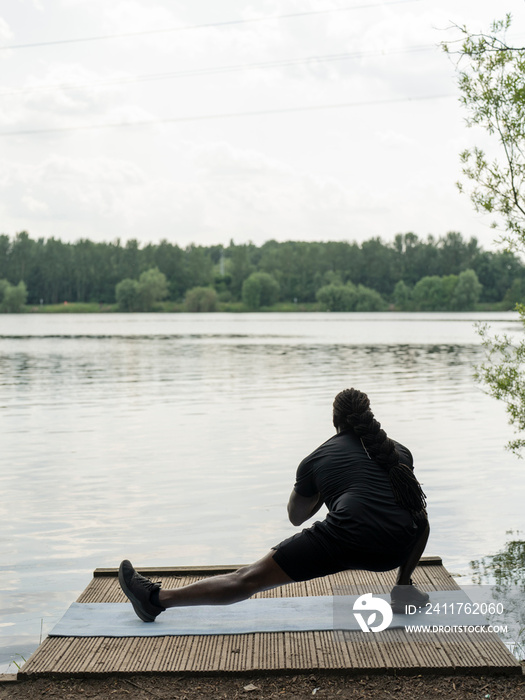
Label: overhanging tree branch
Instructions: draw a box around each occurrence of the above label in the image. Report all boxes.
[445,14,525,455]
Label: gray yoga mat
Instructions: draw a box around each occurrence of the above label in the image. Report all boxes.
[49,590,487,637]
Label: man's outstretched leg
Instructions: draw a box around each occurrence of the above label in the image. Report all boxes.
[119,552,294,622]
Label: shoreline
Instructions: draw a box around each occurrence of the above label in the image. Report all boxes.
[12,302,515,314]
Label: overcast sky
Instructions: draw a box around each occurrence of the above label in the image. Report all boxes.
[1,0,525,251]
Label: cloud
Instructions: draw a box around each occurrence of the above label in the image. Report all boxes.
[0,142,368,244]
[1,0,507,251]
[14,0,44,10]
[14,65,121,112]
[0,60,159,135]
[0,15,13,43]
[1,155,146,224]
[21,195,49,213]
[57,0,285,59]
[99,0,187,54]
[0,135,493,248]
[155,141,392,244]
[377,129,414,147]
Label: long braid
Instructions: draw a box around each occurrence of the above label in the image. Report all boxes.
[333,388,426,515]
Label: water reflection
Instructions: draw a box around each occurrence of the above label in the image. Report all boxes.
[471,532,525,590]
[469,533,525,659]
[0,339,479,386]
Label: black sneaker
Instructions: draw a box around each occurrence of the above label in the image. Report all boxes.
[390,580,430,614]
[118,560,165,622]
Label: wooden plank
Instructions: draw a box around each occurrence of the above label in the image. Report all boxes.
[93,565,247,578]
[25,631,518,677]
[92,556,442,578]
[0,675,18,684]
[416,565,461,591]
[418,556,443,565]
[18,559,521,678]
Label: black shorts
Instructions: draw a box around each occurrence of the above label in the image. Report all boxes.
[272,518,425,582]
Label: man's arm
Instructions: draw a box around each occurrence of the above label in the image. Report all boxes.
[287,490,323,527]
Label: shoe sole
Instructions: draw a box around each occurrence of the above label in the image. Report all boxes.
[118,562,156,623]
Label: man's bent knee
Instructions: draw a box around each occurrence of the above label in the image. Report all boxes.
[234,552,293,596]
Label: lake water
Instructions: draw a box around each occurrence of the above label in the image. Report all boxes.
[1,312,523,671]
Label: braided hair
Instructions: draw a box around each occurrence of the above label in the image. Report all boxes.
[333,388,426,515]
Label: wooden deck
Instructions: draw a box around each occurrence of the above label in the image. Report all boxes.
[18,557,521,678]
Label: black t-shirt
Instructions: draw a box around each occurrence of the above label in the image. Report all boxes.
[294,429,418,552]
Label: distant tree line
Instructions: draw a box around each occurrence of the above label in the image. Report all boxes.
[1,230,524,311]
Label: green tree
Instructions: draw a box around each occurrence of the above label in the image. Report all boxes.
[0,235,9,279]
[354,285,386,312]
[444,16,525,249]
[412,276,446,311]
[393,280,412,310]
[227,243,254,300]
[316,283,357,312]
[439,232,480,275]
[392,233,441,285]
[137,267,168,310]
[0,280,27,312]
[115,278,140,311]
[41,237,71,304]
[0,279,9,303]
[442,274,459,309]
[241,272,280,309]
[359,238,397,295]
[9,232,34,286]
[451,269,482,310]
[445,16,525,452]
[473,249,524,302]
[116,268,168,311]
[184,245,214,291]
[122,239,141,280]
[213,273,232,302]
[503,278,525,308]
[184,287,218,312]
[72,239,96,303]
[153,240,184,300]
[259,240,332,303]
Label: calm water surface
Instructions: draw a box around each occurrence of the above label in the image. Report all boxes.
[1,312,523,670]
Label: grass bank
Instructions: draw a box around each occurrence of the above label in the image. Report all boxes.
[24,301,321,313]
[26,302,118,313]
[21,301,514,313]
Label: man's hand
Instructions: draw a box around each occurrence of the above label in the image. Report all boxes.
[287,490,323,526]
